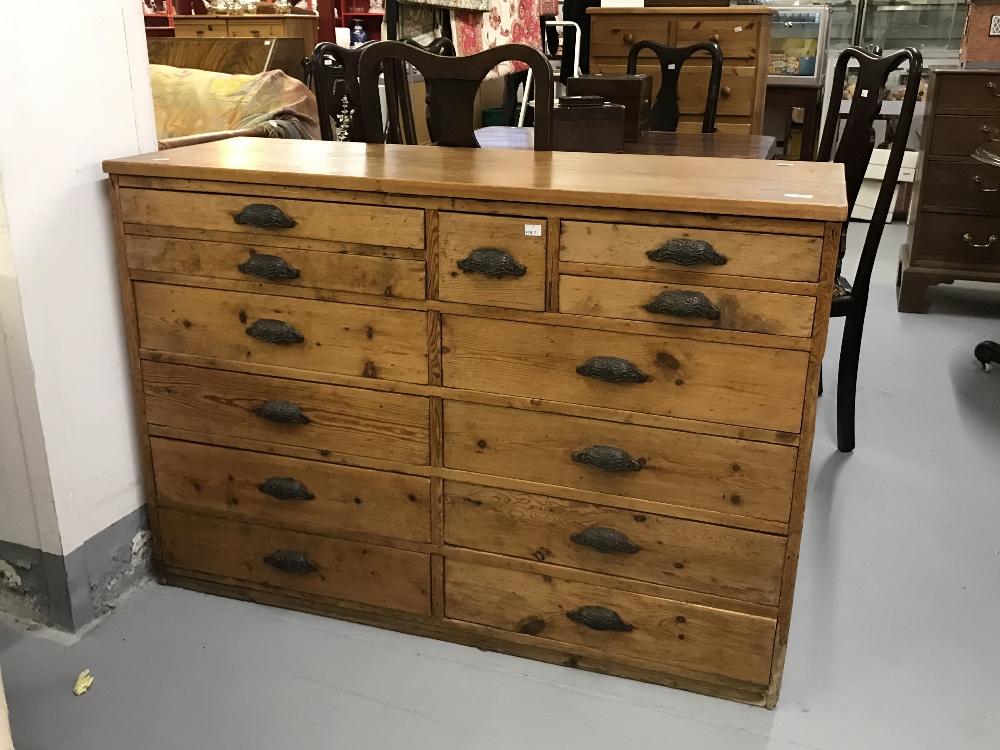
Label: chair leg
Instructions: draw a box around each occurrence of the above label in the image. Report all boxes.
[836,310,866,453]
[818,368,823,397]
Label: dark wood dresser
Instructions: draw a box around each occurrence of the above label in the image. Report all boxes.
[898,67,1000,312]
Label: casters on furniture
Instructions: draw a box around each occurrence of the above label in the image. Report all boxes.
[974,341,1000,372]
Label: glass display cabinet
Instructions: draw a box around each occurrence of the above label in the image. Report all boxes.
[767,6,831,85]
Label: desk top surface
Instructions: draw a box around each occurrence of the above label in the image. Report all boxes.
[104,139,846,221]
[588,6,775,15]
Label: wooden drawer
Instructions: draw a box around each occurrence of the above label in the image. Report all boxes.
[226,20,283,38]
[442,315,808,433]
[143,361,430,465]
[675,17,763,60]
[918,160,1000,214]
[134,282,429,384]
[589,17,672,59]
[151,438,432,543]
[588,63,756,117]
[443,401,797,523]
[438,212,547,311]
[933,72,1000,112]
[911,212,1000,268]
[559,276,815,338]
[160,509,431,615]
[445,559,776,685]
[118,188,425,250]
[560,221,822,283]
[172,20,228,38]
[444,482,785,605]
[125,235,426,300]
[928,115,1000,158]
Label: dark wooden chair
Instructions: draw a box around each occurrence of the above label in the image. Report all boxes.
[307,41,373,142]
[816,45,923,452]
[358,42,554,150]
[626,40,723,133]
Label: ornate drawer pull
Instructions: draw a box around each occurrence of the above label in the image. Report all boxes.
[257,477,315,501]
[986,81,1000,98]
[644,290,721,320]
[567,605,634,632]
[973,176,1000,193]
[237,253,300,280]
[962,232,998,249]
[233,203,297,229]
[576,356,648,383]
[570,526,640,554]
[254,399,311,424]
[245,319,304,344]
[646,238,728,267]
[981,124,1000,142]
[572,445,645,472]
[263,549,317,573]
[456,248,527,278]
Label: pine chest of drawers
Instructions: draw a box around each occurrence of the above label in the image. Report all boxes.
[104,139,846,706]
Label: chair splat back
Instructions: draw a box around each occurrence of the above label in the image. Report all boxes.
[626,40,723,133]
[309,41,373,142]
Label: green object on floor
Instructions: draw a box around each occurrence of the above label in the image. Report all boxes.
[482,106,504,127]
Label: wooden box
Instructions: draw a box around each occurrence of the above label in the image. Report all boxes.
[567,74,653,141]
[552,102,627,153]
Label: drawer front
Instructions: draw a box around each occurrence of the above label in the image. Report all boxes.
[173,21,228,38]
[443,401,797,523]
[227,20,283,38]
[134,283,429,384]
[445,559,776,685]
[561,221,822,283]
[126,235,426,299]
[588,63,756,117]
[918,160,1000,214]
[444,482,785,605]
[934,73,1000,112]
[559,276,815,338]
[160,509,431,615]
[589,18,672,59]
[438,212,547,311]
[442,315,808,433]
[151,438,432,543]
[118,188,425,250]
[143,361,430,465]
[675,18,763,60]
[929,115,1000,158]
[911,212,1000,267]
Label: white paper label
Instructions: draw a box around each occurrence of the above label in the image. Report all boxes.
[785,193,813,199]
[860,89,869,97]
[734,25,743,32]
[525,224,542,237]
[667,63,676,70]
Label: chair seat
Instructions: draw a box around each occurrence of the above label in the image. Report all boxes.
[831,275,853,318]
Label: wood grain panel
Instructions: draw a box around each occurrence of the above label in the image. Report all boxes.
[118,188,425,249]
[911,212,1000,267]
[443,401,797,523]
[160,509,431,615]
[444,481,785,605]
[442,315,808,432]
[675,17,762,59]
[560,221,822,282]
[142,361,430,464]
[134,282,428,384]
[151,438,431,542]
[125,235,426,299]
[438,212,548,311]
[559,275,816,337]
[445,559,776,684]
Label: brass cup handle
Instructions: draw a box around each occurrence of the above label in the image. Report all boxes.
[973,176,1000,193]
[623,33,635,44]
[571,527,640,554]
[710,33,720,43]
[567,606,634,632]
[237,253,300,280]
[263,550,317,573]
[245,319,304,345]
[456,248,526,278]
[644,290,721,320]
[233,203,297,229]
[962,233,998,249]
[647,238,728,266]
[576,356,649,384]
[258,477,315,501]
[253,399,311,424]
[572,445,645,472]
[987,81,1000,98]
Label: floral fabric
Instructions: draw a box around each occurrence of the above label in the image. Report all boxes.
[452,0,543,77]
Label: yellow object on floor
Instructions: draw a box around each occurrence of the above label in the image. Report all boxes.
[72,670,94,696]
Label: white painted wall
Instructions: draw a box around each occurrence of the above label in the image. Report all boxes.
[0,0,157,554]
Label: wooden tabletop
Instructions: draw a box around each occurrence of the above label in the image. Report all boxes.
[104,138,847,221]
[475,127,777,160]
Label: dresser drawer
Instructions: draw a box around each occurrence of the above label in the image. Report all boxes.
[118,188,425,250]
[561,221,822,282]
[172,21,228,38]
[589,17,672,59]
[918,160,1000,214]
[160,509,431,615]
[911,212,1000,268]
[125,236,426,300]
[443,401,797,523]
[934,72,1000,112]
[227,20,284,38]
[143,361,430,465]
[675,17,763,60]
[442,315,808,433]
[445,559,775,685]
[151,439,432,543]
[559,276,815,338]
[438,212,547,311]
[678,66,756,117]
[134,283,429,384]
[444,482,785,605]
[928,115,1000,158]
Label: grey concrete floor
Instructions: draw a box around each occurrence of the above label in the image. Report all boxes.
[3,222,999,750]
